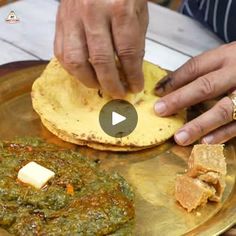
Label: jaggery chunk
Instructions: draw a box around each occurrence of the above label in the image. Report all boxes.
[188,144,226,177]
[175,175,215,212]
[175,144,227,212]
[198,172,226,202]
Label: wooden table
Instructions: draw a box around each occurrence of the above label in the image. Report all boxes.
[0,0,223,70]
[0,1,234,235]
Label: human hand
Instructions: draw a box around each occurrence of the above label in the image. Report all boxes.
[154,42,236,146]
[54,0,148,98]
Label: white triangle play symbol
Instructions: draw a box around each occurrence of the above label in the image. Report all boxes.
[112,112,126,126]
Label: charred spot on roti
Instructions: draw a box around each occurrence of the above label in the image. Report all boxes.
[116,140,122,145]
[98,90,103,98]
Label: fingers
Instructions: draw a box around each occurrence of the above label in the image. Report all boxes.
[154,69,236,116]
[201,122,236,144]
[111,1,146,93]
[174,96,233,146]
[139,1,149,43]
[55,2,99,89]
[54,5,64,61]
[83,3,125,98]
[155,47,225,96]
[55,0,148,96]
[62,21,99,89]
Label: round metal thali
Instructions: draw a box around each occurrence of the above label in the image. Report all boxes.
[0,62,235,236]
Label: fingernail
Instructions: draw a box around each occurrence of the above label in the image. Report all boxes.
[175,131,189,145]
[155,76,172,94]
[155,84,164,95]
[202,135,214,144]
[154,101,167,115]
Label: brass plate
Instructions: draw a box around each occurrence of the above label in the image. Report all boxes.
[0,64,235,236]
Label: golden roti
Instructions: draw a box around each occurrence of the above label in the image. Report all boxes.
[32,58,185,151]
[41,117,154,152]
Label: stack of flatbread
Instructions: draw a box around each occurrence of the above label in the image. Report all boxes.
[32,58,185,151]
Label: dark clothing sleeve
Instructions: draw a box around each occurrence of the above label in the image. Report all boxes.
[180,0,236,43]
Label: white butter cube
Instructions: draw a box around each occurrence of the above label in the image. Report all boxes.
[17,161,55,189]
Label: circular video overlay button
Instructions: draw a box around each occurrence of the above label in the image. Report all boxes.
[99,100,138,138]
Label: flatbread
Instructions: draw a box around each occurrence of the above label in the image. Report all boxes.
[32,58,185,151]
[41,117,154,152]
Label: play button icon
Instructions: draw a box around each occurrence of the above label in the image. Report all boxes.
[112,112,126,126]
[99,100,138,138]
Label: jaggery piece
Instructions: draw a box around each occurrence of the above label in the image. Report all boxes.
[175,175,216,212]
[175,144,227,212]
[198,172,226,202]
[210,176,226,202]
[188,145,226,177]
[198,171,220,184]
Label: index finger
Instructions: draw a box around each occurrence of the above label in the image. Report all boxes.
[154,68,235,116]
[83,3,125,99]
[155,46,225,96]
[111,3,145,93]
